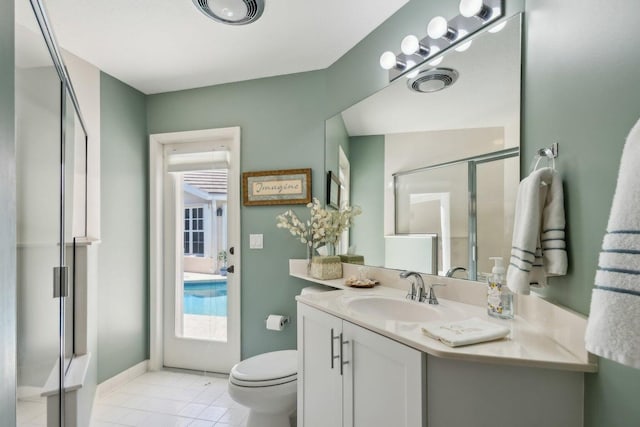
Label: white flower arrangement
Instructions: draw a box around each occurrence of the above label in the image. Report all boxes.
[276,197,362,251]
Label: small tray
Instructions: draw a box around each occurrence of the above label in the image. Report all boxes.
[344,278,380,288]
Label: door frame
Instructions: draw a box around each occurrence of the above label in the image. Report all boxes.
[149,127,241,371]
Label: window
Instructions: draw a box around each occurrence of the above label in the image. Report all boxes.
[184,206,205,256]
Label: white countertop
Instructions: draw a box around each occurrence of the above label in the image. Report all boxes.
[292,260,597,373]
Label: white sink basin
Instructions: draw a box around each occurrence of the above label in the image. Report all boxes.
[343,295,451,322]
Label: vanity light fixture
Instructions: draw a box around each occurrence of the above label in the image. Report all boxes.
[380,0,504,82]
[401,35,429,56]
[192,0,265,25]
[379,51,406,71]
[459,0,493,20]
[427,16,458,41]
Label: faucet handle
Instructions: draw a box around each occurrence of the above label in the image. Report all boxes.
[426,283,446,305]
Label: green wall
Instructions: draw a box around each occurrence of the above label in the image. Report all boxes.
[0,0,16,423]
[146,71,328,358]
[325,113,350,185]
[98,72,149,382]
[349,135,385,266]
[523,0,640,424]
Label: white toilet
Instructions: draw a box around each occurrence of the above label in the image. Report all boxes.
[228,349,298,427]
[227,286,330,427]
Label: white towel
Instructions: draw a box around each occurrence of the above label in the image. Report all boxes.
[507,167,568,294]
[421,317,510,347]
[585,118,640,369]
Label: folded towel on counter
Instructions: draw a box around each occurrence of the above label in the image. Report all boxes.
[585,118,640,369]
[421,318,510,347]
[507,167,568,295]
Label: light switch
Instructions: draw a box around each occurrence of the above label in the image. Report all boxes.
[249,234,264,249]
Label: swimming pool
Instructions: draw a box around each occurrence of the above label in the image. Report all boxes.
[184,280,227,316]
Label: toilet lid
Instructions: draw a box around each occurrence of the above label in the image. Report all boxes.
[230,350,297,385]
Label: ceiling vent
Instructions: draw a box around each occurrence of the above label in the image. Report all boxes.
[407,68,459,93]
[193,0,265,25]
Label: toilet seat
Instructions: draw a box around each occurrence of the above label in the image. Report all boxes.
[230,350,297,388]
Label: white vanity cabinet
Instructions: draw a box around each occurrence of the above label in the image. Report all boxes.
[297,303,426,427]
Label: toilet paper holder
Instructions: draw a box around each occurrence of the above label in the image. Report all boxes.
[264,315,290,329]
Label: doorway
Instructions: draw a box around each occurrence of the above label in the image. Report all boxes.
[150,128,241,373]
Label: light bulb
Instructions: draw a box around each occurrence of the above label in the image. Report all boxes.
[405,60,419,79]
[380,51,398,70]
[406,68,420,79]
[427,16,449,39]
[429,57,443,67]
[401,35,419,55]
[489,21,507,33]
[459,0,484,18]
[428,46,442,66]
[455,40,472,52]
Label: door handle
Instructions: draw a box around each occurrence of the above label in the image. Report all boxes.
[330,329,340,369]
[339,333,349,376]
[227,265,235,274]
[229,246,235,255]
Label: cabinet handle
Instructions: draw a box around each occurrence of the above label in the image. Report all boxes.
[340,333,349,376]
[330,328,340,369]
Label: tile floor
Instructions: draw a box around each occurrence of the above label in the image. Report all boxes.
[91,370,249,427]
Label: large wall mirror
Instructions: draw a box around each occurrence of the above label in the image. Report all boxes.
[325,13,522,281]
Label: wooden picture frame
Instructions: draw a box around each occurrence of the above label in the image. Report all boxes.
[242,168,312,206]
[326,171,340,209]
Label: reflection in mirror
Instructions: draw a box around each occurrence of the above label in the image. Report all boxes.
[325,14,522,281]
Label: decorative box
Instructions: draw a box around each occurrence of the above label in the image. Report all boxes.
[339,254,365,265]
[310,255,343,280]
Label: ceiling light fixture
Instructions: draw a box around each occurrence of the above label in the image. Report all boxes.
[192,0,265,25]
[379,0,504,82]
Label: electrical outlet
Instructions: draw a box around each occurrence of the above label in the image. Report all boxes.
[249,234,263,249]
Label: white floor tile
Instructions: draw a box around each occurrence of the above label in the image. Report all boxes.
[135,413,192,427]
[196,406,228,422]
[189,420,217,427]
[178,402,208,418]
[90,370,249,427]
[216,407,249,425]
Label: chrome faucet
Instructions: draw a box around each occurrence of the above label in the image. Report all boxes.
[400,271,426,302]
[445,266,467,278]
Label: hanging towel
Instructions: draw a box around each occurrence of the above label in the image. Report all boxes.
[507,167,568,294]
[585,118,640,369]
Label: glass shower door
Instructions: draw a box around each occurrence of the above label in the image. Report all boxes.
[15,2,88,424]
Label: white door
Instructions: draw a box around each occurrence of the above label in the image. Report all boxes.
[160,132,241,373]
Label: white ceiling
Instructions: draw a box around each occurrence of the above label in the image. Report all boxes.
[16,0,409,95]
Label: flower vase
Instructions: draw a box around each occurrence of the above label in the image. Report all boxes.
[306,242,314,275]
[325,242,336,256]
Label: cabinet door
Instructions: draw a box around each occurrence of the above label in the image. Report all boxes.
[342,321,426,427]
[297,303,344,427]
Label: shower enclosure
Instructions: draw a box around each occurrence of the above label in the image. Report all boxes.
[15,1,88,426]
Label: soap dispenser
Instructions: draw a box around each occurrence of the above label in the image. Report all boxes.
[487,257,514,319]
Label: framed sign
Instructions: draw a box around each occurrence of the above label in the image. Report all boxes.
[242,168,312,206]
[326,171,340,209]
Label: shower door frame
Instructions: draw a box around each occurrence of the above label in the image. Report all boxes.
[393,146,519,280]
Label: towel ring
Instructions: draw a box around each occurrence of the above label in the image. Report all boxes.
[530,147,556,172]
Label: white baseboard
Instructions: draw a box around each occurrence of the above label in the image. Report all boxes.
[96,360,149,397]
